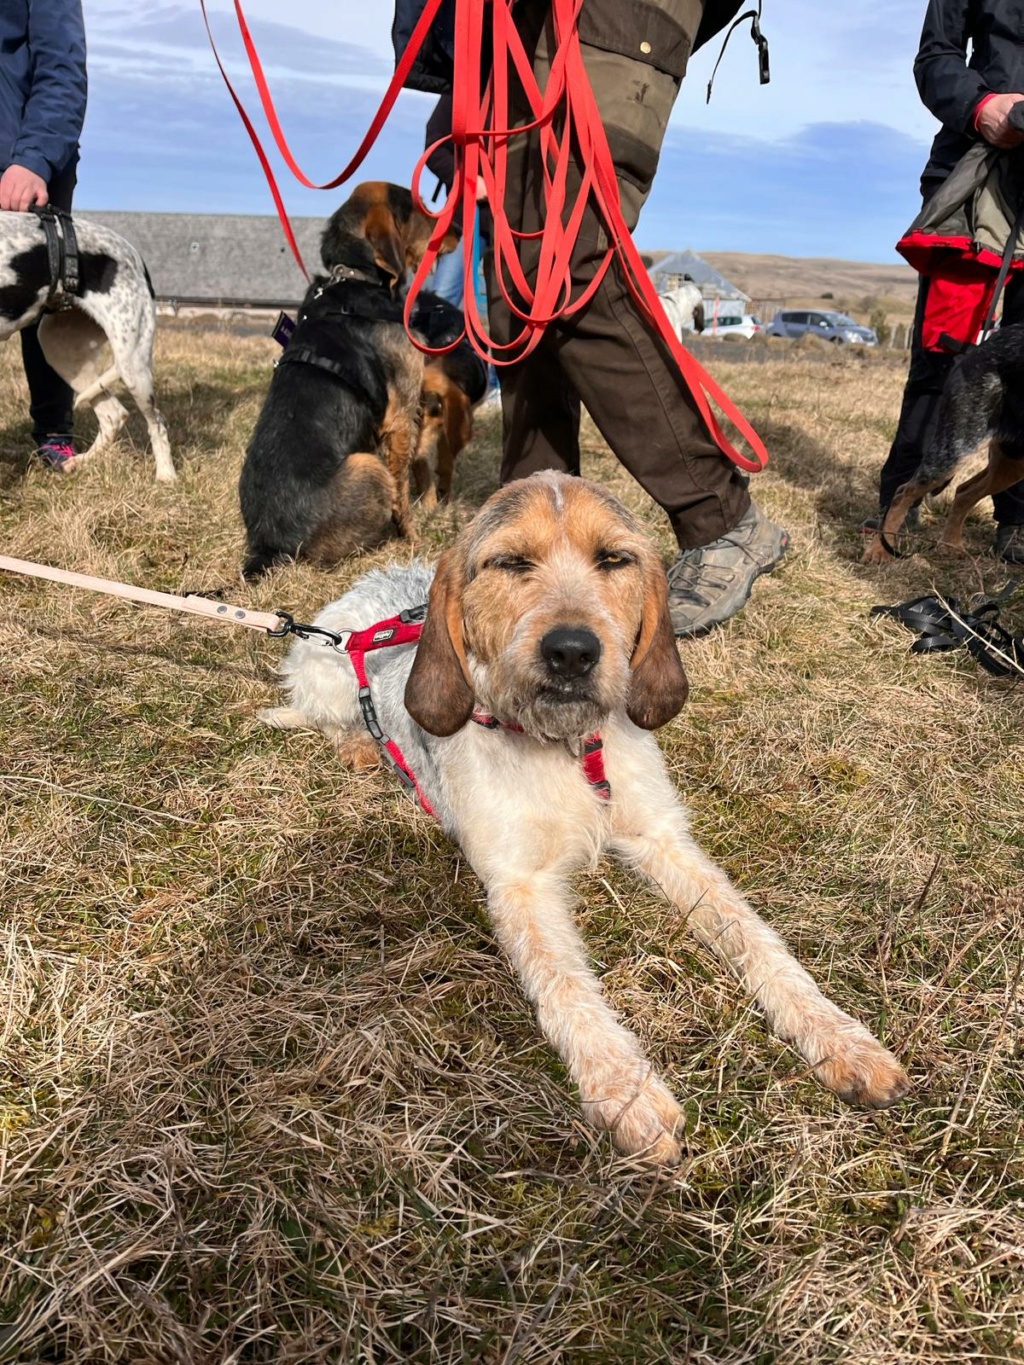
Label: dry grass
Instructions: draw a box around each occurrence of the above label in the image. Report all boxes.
[1,323,1023,1364]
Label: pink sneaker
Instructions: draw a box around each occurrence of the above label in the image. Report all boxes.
[36,435,77,474]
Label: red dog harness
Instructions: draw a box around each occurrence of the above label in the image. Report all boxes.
[296,605,611,815]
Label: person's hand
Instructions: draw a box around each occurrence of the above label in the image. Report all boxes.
[976,93,1024,149]
[0,164,49,211]
[475,175,488,202]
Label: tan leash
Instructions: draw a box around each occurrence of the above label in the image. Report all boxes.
[0,554,351,650]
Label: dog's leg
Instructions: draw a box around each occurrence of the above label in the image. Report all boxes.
[38,312,127,468]
[613,808,909,1109]
[380,388,418,538]
[259,705,381,769]
[435,430,455,503]
[438,390,472,501]
[861,481,932,565]
[113,346,174,484]
[483,873,684,1163]
[87,285,175,483]
[410,428,439,511]
[411,392,443,511]
[939,440,1022,551]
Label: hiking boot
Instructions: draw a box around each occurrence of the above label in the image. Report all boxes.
[994,522,1024,565]
[35,434,77,474]
[666,501,790,638]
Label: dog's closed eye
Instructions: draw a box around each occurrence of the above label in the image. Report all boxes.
[596,549,636,571]
[484,554,534,575]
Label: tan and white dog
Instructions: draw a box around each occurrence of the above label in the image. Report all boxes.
[262,472,909,1163]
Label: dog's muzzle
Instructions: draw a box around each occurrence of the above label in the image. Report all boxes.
[539,627,601,699]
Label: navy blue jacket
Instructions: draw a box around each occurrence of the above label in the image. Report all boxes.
[916,0,1024,187]
[0,0,87,183]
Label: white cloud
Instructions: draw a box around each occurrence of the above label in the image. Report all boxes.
[76,0,938,259]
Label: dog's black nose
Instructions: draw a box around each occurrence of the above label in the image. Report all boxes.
[540,627,601,679]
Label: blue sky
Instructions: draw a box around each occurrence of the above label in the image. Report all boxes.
[79,1,940,262]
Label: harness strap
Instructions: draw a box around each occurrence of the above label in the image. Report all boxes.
[340,606,434,813]
[470,708,610,799]
[61,211,81,296]
[581,735,611,800]
[306,279,405,324]
[343,610,612,810]
[30,206,82,303]
[276,346,362,383]
[981,197,1024,340]
[274,343,386,413]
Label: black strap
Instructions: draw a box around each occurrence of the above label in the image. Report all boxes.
[277,346,357,383]
[29,205,82,301]
[871,583,1024,677]
[706,2,770,104]
[305,278,404,325]
[275,344,383,413]
[61,210,80,296]
[980,196,1024,340]
[31,206,63,298]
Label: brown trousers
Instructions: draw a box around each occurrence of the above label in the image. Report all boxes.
[487,0,751,549]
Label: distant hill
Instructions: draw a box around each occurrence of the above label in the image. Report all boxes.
[698,251,919,311]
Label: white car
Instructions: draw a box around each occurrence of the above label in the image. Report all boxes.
[703,311,762,339]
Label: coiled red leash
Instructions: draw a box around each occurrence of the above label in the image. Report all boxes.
[202,0,769,473]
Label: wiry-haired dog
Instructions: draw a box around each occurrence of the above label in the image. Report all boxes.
[0,210,172,479]
[864,322,1024,563]
[239,183,456,579]
[262,472,909,1163]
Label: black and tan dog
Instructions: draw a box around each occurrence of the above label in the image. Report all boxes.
[864,322,1024,564]
[239,183,457,579]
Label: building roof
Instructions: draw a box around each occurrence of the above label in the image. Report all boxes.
[647,249,749,301]
[80,213,751,310]
[84,211,326,306]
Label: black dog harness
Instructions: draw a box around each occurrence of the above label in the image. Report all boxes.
[30,205,82,303]
[273,274,405,398]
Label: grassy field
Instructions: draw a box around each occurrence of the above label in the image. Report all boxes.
[1,323,1023,1364]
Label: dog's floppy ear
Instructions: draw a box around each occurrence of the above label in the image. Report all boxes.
[627,555,689,730]
[405,547,476,736]
[364,203,406,284]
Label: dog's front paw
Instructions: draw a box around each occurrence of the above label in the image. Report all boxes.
[331,730,382,771]
[813,1030,910,1109]
[582,1066,684,1165]
[861,534,893,566]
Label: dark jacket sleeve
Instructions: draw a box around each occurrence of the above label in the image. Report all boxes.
[425,94,456,190]
[12,0,88,181]
[914,0,988,137]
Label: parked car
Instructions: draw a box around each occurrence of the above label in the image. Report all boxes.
[705,311,762,339]
[766,309,878,345]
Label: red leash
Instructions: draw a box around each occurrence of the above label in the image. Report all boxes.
[203,0,768,472]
